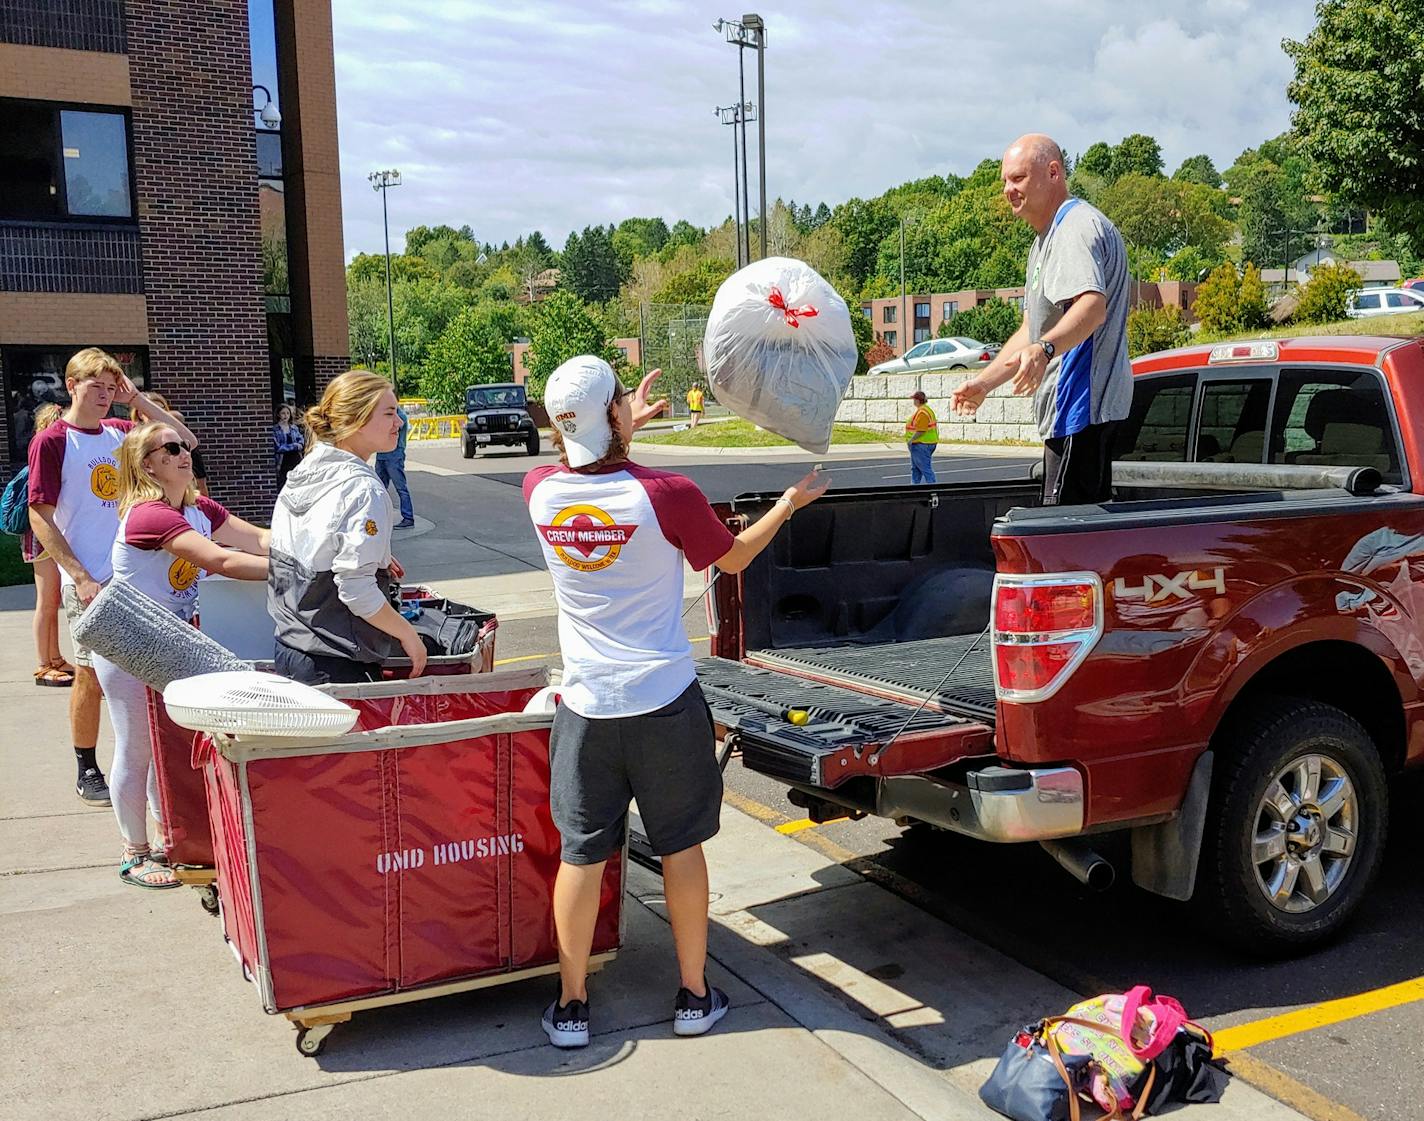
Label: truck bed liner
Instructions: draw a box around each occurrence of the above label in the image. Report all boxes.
[695,656,991,788]
[744,633,996,722]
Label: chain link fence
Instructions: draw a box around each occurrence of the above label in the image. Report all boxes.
[638,303,713,417]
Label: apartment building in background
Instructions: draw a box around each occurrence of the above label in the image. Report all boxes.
[0,0,349,518]
[863,279,1201,355]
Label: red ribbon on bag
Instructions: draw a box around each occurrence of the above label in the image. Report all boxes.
[767,286,819,328]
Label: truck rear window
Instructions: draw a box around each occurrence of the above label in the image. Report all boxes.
[1269,369,1402,485]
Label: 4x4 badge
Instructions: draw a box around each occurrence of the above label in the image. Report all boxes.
[1113,567,1226,604]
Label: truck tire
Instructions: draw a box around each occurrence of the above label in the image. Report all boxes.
[1196,697,1387,953]
[525,430,540,456]
[462,438,476,459]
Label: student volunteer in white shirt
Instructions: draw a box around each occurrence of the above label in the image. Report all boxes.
[96,422,270,889]
[525,356,828,1049]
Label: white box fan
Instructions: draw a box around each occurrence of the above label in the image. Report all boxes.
[164,671,359,738]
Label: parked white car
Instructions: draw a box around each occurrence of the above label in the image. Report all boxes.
[869,336,993,376]
[1345,287,1424,319]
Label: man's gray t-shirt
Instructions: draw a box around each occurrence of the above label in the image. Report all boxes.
[1025,199,1132,440]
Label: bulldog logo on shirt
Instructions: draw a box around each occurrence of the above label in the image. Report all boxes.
[89,462,118,504]
[363,519,378,536]
[168,556,200,594]
[537,504,638,573]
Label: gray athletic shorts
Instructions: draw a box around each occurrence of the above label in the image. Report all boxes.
[61,582,95,668]
[549,680,723,865]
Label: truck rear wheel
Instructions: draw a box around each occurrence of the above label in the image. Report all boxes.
[525,430,540,456]
[462,438,476,459]
[1196,697,1387,953]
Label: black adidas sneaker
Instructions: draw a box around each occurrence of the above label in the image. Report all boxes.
[542,996,590,1049]
[673,982,729,1037]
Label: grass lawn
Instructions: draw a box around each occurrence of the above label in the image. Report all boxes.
[637,418,893,448]
[0,533,30,588]
[1199,312,1423,345]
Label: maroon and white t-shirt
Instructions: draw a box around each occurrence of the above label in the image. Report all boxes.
[27,418,134,588]
[111,497,230,618]
[524,462,734,718]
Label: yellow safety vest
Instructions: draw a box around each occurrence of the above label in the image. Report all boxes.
[687,388,704,411]
[907,405,938,445]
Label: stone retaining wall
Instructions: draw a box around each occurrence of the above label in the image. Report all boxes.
[836,371,1040,444]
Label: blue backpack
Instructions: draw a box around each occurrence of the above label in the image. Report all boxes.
[1,467,30,535]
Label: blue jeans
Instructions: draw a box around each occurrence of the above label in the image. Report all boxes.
[375,452,414,521]
[909,442,937,485]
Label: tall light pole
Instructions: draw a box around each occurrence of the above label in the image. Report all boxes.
[715,101,755,269]
[368,169,402,384]
[900,218,907,356]
[715,16,766,261]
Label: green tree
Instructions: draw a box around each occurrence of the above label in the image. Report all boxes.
[524,290,617,398]
[1099,175,1232,261]
[562,225,624,303]
[832,196,897,287]
[1113,133,1164,179]
[938,298,1022,347]
[811,202,832,229]
[1126,305,1189,358]
[405,224,475,256]
[1166,245,1221,282]
[1078,142,1116,179]
[420,306,515,411]
[1285,0,1424,256]
[613,217,670,261]
[1237,263,1269,329]
[1193,262,1242,333]
[347,252,438,284]
[1173,154,1222,188]
[850,309,874,375]
[654,258,734,305]
[1292,262,1362,324]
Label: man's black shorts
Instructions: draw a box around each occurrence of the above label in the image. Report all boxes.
[549,680,723,865]
[1042,421,1119,506]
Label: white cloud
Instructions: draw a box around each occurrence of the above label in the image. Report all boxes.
[331,0,1317,257]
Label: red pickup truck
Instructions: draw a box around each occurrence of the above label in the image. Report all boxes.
[700,335,1423,951]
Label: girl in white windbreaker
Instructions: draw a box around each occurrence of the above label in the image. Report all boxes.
[267,371,427,685]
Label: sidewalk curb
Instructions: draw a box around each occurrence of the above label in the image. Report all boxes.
[631,440,1037,460]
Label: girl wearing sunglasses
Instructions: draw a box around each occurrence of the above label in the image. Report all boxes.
[94,422,271,889]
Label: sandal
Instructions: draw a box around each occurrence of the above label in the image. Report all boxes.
[34,663,74,688]
[119,852,180,890]
[52,657,77,677]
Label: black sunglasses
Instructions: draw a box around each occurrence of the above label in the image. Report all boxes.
[148,440,191,457]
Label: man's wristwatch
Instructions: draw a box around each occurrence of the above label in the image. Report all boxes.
[1035,339,1056,361]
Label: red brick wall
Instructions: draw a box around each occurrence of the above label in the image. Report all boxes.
[126,0,276,521]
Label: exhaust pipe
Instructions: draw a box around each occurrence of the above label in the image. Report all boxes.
[1040,839,1115,892]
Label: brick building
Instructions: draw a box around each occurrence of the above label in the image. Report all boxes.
[862,279,1200,355]
[0,0,349,519]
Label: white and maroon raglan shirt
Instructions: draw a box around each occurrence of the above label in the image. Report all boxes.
[111,497,230,619]
[26,417,134,588]
[524,463,735,718]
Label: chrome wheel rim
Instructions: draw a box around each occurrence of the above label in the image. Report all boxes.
[1252,753,1358,914]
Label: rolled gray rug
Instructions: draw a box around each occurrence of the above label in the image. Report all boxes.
[72,580,253,691]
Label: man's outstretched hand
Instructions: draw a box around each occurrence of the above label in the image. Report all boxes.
[630,368,670,431]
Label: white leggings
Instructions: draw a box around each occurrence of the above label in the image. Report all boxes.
[93,653,163,848]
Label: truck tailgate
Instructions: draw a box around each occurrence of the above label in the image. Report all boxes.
[743,633,996,722]
[697,656,993,789]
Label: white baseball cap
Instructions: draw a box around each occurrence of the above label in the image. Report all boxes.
[545,355,619,468]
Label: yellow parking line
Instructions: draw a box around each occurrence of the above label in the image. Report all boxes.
[1214,976,1424,1053]
[774,819,819,835]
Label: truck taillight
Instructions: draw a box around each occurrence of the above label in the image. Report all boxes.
[992,573,1103,702]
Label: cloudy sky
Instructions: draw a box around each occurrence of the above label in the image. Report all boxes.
[328,0,1318,259]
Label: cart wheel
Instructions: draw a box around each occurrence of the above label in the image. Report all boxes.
[296,1025,333,1056]
[197,884,220,915]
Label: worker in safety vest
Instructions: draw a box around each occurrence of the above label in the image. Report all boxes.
[904,390,939,484]
[685,383,705,428]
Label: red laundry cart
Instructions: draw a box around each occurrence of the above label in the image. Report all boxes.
[197,667,623,1055]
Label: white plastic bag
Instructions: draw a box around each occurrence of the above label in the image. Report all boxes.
[702,256,857,454]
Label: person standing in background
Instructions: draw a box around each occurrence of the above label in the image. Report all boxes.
[375,402,415,529]
[272,404,304,491]
[24,404,73,687]
[904,390,939,484]
[685,382,705,429]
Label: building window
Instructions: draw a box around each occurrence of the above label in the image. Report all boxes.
[914,328,931,343]
[883,330,898,348]
[862,306,872,319]
[0,101,133,221]
[883,305,896,323]
[914,302,930,319]
[943,300,957,320]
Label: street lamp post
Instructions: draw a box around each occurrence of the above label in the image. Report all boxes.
[368,169,402,385]
[715,101,755,269]
[715,15,766,262]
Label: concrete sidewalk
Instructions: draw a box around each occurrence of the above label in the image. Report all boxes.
[0,580,1309,1121]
